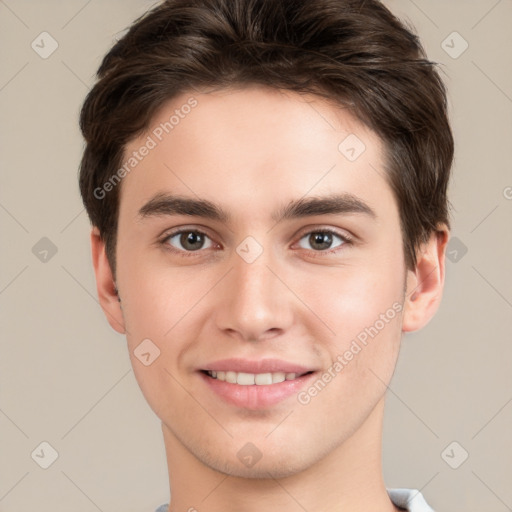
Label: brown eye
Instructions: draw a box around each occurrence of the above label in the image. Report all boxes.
[165,230,213,252]
[297,230,347,251]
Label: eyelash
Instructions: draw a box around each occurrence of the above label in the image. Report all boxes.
[297,229,353,257]
[159,227,353,258]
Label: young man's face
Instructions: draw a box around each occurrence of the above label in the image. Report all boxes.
[93,85,444,478]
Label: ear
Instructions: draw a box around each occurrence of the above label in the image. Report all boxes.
[90,227,126,334]
[402,224,449,333]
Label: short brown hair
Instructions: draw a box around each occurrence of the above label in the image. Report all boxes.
[79,0,454,277]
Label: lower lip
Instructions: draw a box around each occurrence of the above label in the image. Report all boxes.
[198,371,317,409]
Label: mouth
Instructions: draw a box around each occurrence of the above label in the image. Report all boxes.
[201,369,314,385]
[198,365,318,409]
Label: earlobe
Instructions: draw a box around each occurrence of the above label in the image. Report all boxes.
[402,225,449,333]
[90,227,126,334]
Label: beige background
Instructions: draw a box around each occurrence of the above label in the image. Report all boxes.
[1,1,511,511]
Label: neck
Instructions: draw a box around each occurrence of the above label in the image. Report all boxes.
[161,396,400,512]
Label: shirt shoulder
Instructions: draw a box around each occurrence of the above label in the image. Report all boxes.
[155,489,434,512]
[387,488,435,511]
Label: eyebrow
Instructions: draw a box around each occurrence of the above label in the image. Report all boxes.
[137,192,377,223]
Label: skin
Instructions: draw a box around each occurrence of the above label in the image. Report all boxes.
[91,85,448,512]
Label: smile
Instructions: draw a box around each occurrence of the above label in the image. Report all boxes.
[204,370,311,385]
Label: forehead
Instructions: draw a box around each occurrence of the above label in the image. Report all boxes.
[118,85,395,226]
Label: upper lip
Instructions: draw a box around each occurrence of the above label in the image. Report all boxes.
[200,358,314,375]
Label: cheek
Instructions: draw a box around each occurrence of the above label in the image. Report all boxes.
[119,270,203,417]
[117,251,207,339]
[299,249,405,394]
[118,263,219,395]
[301,260,403,339]
[294,276,403,429]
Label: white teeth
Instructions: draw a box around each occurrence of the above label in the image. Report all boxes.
[237,372,255,385]
[225,371,237,384]
[207,370,300,385]
[255,373,272,385]
[272,372,286,383]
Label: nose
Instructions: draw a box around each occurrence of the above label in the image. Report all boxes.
[214,243,294,342]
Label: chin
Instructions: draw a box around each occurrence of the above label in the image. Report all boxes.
[196,437,323,480]
[209,455,311,480]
